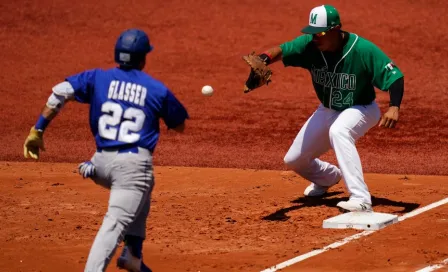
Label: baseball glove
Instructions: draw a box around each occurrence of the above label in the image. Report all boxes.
[242,52,272,93]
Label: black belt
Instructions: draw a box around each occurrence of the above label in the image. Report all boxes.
[97,146,139,154]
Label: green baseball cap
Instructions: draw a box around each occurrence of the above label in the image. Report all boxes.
[301,5,341,34]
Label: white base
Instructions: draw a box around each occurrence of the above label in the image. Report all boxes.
[323,212,398,230]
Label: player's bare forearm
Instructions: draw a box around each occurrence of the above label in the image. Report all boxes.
[41,105,59,121]
[265,46,283,64]
[260,46,283,65]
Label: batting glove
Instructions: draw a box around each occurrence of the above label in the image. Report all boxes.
[23,126,45,160]
[78,161,96,179]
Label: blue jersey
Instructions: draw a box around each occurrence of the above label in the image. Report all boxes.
[65,67,189,152]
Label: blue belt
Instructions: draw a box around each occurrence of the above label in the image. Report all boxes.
[97,146,139,154]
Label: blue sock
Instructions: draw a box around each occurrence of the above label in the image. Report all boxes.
[124,235,143,259]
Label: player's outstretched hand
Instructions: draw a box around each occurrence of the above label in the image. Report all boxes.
[23,126,45,160]
[78,161,96,179]
[379,106,399,128]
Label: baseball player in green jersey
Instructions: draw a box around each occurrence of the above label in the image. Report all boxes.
[247,4,404,212]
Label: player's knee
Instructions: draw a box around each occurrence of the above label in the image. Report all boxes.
[329,126,352,142]
[283,151,310,171]
[283,152,297,168]
[104,212,133,232]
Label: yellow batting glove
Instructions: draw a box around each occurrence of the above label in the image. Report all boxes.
[23,126,45,160]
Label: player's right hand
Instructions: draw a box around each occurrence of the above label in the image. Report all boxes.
[23,126,45,160]
[379,106,400,128]
[78,161,96,179]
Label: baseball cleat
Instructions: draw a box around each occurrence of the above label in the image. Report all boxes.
[303,183,330,197]
[337,200,372,212]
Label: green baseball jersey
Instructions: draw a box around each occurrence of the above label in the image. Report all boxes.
[279,33,403,111]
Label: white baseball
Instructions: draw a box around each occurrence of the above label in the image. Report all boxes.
[201,85,214,96]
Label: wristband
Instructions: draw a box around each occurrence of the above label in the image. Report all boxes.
[35,115,50,131]
[259,52,272,65]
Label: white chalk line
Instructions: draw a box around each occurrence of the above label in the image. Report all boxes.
[415,257,448,272]
[261,197,448,272]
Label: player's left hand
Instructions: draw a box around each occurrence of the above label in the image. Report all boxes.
[379,106,399,128]
[23,126,45,160]
[78,161,96,179]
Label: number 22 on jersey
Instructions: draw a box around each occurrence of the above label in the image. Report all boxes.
[98,101,145,143]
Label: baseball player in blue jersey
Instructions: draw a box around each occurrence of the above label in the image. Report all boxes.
[23,28,189,272]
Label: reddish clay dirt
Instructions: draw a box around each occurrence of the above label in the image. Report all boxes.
[1,162,447,272]
[282,205,448,272]
[1,0,448,175]
[1,0,448,271]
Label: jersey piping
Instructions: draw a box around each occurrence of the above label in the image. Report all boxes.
[320,34,359,109]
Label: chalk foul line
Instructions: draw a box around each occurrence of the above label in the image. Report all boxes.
[260,197,448,272]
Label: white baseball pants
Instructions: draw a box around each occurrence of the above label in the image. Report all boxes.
[283,102,381,204]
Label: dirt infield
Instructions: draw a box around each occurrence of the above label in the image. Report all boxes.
[1,0,448,174]
[1,0,448,271]
[1,162,447,271]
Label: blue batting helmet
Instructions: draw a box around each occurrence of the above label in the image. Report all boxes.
[114,28,153,68]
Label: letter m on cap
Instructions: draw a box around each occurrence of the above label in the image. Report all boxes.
[310,13,318,24]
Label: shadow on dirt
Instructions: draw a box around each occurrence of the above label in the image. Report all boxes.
[262,191,420,221]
